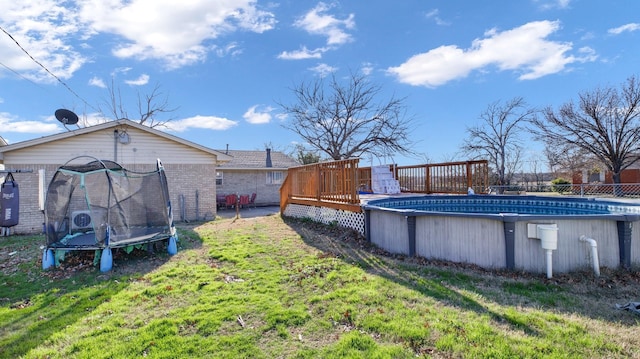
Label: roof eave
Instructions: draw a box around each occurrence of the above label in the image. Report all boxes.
[0,119,233,162]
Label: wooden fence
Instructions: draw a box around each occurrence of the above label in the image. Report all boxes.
[280,159,489,213]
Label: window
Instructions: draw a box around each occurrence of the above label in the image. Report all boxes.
[216,171,223,186]
[266,171,284,185]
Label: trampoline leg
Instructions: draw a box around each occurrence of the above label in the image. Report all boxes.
[100,248,113,272]
[42,249,55,270]
[168,235,178,255]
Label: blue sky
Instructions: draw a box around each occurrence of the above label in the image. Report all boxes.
[1,0,639,167]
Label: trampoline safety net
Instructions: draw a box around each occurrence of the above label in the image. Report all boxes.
[44,157,174,249]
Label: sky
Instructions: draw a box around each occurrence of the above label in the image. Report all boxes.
[1,0,639,168]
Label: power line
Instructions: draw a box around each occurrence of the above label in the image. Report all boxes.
[0,60,42,87]
[0,25,99,112]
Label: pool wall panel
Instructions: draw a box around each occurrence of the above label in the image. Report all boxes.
[369,211,410,255]
[415,216,505,268]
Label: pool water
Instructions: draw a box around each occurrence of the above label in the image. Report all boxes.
[370,195,640,216]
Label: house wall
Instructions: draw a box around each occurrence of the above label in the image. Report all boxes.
[574,169,640,184]
[605,169,640,183]
[216,169,286,206]
[3,126,216,166]
[1,125,220,234]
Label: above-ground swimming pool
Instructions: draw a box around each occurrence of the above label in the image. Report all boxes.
[363,195,640,276]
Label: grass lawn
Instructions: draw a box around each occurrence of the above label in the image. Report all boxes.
[1,213,640,358]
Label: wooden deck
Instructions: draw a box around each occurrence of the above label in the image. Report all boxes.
[280,159,489,213]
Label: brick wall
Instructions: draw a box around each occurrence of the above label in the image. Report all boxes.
[163,163,216,222]
[216,170,285,206]
[1,164,58,234]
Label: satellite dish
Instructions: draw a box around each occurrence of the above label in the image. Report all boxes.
[54,109,79,125]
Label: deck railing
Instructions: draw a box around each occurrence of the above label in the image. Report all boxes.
[359,160,489,194]
[280,158,363,212]
[419,160,489,194]
[281,159,491,212]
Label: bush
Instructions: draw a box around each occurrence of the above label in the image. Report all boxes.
[551,178,571,193]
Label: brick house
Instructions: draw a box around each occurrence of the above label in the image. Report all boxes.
[0,119,231,234]
[215,148,299,207]
[572,161,640,184]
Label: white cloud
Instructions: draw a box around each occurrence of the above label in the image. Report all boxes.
[535,0,571,10]
[361,62,374,75]
[387,20,594,87]
[425,9,450,26]
[125,74,149,86]
[89,76,106,88]
[78,0,276,69]
[167,115,238,132]
[0,2,88,83]
[110,67,132,76]
[243,105,273,124]
[277,46,326,60]
[77,112,111,127]
[309,63,337,77]
[0,112,60,133]
[608,23,640,35]
[294,2,355,46]
[215,42,243,57]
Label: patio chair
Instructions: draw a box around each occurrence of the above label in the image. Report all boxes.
[225,194,237,209]
[239,194,250,208]
[216,194,226,209]
[248,193,257,208]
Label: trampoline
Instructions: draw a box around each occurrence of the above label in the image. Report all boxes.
[42,156,178,271]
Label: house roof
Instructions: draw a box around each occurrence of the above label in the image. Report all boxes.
[0,119,232,162]
[216,149,300,170]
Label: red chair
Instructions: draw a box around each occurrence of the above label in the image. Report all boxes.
[248,193,257,208]
[239,195,250,208]
[225,194,237,209]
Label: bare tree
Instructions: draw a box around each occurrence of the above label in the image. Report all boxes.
[543,143,596,178]
[279,72,415,160]
[461,97,536,187]
[105,80,178,128]
[291,143,321,164]
[531,75,640,187]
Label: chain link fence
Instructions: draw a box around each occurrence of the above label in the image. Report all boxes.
[488,183,640,199]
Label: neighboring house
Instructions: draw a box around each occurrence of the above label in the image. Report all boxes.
[572,160,640,184]
[0,119,231,234]
[215,148,300,206]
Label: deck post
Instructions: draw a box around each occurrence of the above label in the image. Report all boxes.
[364,209,371,243]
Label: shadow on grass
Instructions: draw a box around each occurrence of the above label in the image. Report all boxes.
[0,226,204,358]
[281,216,639,329]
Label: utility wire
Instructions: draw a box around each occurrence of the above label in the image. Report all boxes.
[0,24,99,112]
[0,60,42,87]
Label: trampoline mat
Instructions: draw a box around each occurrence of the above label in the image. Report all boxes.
[49,227,171,250]
[53,232,97,247]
